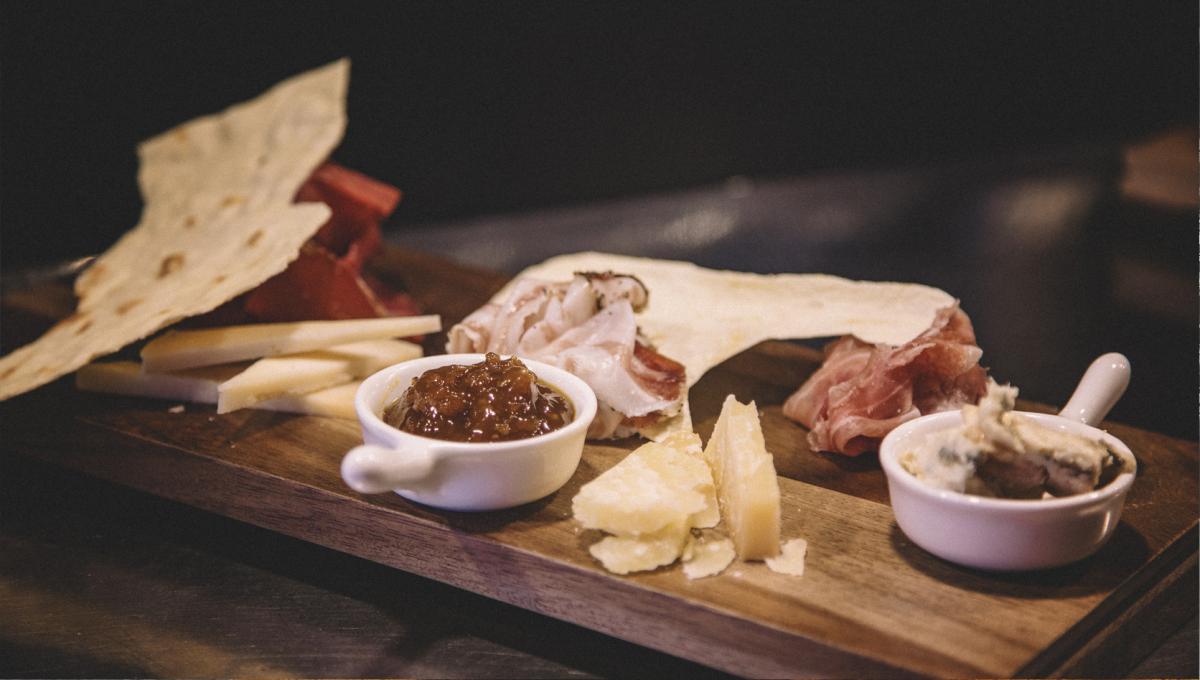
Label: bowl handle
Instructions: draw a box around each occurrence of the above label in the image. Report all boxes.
[341,444,437,494]
[1058,353,1131,426]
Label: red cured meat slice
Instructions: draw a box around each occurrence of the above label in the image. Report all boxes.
[198,161,420,325]
[244,242,397,321]
[298,161,402,223]
[296,162,397,269]
[783,303,988,456]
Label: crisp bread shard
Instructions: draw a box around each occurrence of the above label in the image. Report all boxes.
[508,252,956,440]
[510,252,956,390]
[0,60,349,401]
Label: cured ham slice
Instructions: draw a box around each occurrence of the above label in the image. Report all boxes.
[447,273,686,439]
[783,303,988,456]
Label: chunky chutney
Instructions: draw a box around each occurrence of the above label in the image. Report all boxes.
[383,353,573,442]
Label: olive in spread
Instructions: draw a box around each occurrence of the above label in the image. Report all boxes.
[383,353,573,442]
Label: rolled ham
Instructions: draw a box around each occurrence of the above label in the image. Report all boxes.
[448,273,686,439]
[783,303,988,456]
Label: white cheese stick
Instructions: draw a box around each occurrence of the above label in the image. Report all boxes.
[254,381,359,419]
[140,315,440,372]
[76,360,360,419]
[77,361,243,403]
[217,339,420,413]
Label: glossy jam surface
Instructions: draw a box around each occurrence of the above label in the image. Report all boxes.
[383,353,573,442]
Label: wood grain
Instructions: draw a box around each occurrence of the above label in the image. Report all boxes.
[0,455,739,680]
[2,247,1197,678]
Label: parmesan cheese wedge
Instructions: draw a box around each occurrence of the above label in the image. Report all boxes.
[76,361,360,419]
[217,339,420,413]
[141,316,440,372]
[644,432,719,529]
[703,395,781,560]
[573,431,720,575]
[573,432,716,536]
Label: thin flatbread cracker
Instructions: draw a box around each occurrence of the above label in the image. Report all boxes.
[509,252,955,388]
[0,60,349,401]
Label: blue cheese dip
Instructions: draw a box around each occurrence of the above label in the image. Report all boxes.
[900,381,1127,498]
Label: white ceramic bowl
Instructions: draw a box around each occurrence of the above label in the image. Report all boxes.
[879,353,1136,570]
[341,353,597,511]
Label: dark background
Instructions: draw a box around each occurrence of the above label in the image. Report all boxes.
[1,5,1198,677]
[1,2,1194,266]
[1,2,1196,437]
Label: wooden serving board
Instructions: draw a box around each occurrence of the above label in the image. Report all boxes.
[2,248,1197,678]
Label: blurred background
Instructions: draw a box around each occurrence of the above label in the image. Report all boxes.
[2,1,1196,437]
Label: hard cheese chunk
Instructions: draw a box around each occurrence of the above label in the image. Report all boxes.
[76,361,360,419]
[573,432,716,536]
[658,431,719,528]
[218,339,420,413]
[573,431,718,574]
[141,315,440,372]
[588,522,691,575]
[703,395,781,560]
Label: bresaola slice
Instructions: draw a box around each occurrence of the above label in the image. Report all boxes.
[783,303,988,456]
[204,161,421,324]
[447,273,686,439]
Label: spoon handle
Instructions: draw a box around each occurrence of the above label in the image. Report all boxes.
[1058,353,1131,426]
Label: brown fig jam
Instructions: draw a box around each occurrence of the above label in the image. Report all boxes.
[383,353,573,442]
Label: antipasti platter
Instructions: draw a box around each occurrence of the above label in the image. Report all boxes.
[3,247,1197,677]
[2,61,1197,678]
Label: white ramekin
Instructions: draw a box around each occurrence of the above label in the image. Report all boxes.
[341,353,597,511]
[879,353,1135,570]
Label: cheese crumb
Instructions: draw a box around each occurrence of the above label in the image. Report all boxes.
[765,538,808,576]
[682,537,736,579]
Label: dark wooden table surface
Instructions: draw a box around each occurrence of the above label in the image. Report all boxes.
[3,144,1196,678]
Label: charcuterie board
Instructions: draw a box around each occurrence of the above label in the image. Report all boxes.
[2,248,1196,678]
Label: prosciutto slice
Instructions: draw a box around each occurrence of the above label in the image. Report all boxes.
[447,273,686,439]
[783,303,988,456]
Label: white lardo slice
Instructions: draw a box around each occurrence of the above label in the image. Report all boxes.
[217,339,420,413]
[682,537,737,579]
[765,538,808,576]
[573,432,715,536]
[141,315,440,372]
[77,360,243,403]
[587,522,690,575]
[76,361,359,419]
[703,395,781,560]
